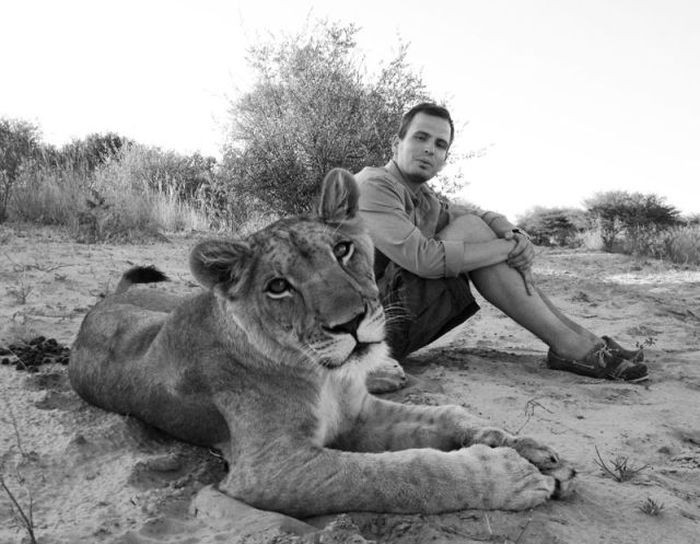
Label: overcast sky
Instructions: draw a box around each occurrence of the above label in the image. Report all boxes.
[2,0,698,220]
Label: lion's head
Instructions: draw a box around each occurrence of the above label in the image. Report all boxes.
[189,168,387,371]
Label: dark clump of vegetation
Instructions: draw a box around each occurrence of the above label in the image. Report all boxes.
[517,207,588,247]
[517,191,699,266]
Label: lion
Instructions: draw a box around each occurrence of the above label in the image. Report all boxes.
[69,168,575,517]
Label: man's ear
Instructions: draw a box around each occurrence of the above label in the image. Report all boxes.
[189,239,253,291]
[318,168,359,223]
[391,134,400,156]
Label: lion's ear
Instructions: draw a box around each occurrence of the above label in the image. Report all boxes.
[318,168,359,223]
[189,239,253,291]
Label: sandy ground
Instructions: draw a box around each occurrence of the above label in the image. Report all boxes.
[1,222,699,544]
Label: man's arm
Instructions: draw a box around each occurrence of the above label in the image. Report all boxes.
[358,178,451,278]
[358,176,519,278]
[446,203,533,272]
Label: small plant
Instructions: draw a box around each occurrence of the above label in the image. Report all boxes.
[6,282,32,305]
[635,336,657,350]
[639,497,665,516]
[594,446,649,482]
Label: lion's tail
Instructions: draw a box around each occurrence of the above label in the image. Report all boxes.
[115,265,169,294]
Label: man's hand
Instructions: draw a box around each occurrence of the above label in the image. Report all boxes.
[503,230,536,295]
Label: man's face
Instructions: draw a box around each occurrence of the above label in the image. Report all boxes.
[392,112,451,185]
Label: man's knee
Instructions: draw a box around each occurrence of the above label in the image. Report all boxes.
[437,214,496,243]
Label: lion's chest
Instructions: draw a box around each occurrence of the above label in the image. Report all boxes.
[312,370,365,446]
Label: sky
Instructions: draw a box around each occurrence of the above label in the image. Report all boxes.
[1,0,699,221]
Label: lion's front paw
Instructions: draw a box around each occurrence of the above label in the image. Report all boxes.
[543,463,577,500]
[510,437,577,499]
[464,445,556,510]
[365,357,407,393]
[511,436,561,471]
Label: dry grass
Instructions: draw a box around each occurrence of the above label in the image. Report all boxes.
[638,497,665,517]
[9,152,211,242]
[594,446,649,482]
[658,225,700,265]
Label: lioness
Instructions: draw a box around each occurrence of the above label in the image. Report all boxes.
[70,168,574,517]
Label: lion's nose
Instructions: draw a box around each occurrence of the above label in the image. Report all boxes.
[324,307,367,338]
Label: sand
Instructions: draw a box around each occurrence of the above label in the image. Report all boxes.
[1,222,699,543]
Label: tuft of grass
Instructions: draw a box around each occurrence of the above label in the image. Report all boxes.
[9,147,212,242]
[594,446,649,482]
[659,225,700,265]
[10,165,89,226]
[6,281,32,305]
[639,497,665,516]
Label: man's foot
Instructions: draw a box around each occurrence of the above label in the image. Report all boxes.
[602,335,645,362]
[365,357,408,393]
[546,344,648,382]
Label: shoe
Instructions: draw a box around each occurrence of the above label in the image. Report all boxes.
[602,335,644,362]
[547,344,648,382]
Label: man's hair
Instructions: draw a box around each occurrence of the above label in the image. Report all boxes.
[397,102,454,145]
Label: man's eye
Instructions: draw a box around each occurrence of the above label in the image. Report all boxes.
[265,278,292,298]
[333,241,354,261]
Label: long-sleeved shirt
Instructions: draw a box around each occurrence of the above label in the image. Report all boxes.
[356,161,469,279]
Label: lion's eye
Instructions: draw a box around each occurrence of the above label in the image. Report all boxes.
[333,241,354,262]
[265,278,292,298]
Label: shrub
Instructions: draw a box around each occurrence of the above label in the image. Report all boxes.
[657,225,700,265]
[0,118,42,223]
[10,164,89,227]
[222,18,432,216]
[584,191,680,251]
[58,132,134,173]
[517,206,587,247]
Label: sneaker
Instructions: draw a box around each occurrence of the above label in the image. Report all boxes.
[547,343,648,382]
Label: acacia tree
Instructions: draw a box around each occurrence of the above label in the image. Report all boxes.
[0,118,42,223]
[517,206,587,247]
[222,20,431,215]
[584,191,680,251]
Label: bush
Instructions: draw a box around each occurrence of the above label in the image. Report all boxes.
[10,164,90,227]
[584,191,680,251]
[654,225,700,265]
[222,19,431,216]
[58,132,134,173]
[10,146,210,242]
[517,206,588,247]
[0,118,42,222]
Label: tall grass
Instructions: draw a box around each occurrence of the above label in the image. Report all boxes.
[576,224,700,265]
[655,225,700,265]
[10,146,210,242]
[10,165,88,228]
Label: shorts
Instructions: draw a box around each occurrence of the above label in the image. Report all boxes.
[376,261,480,360]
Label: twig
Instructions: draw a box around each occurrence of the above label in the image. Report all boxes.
[514,399,552,435]
[4,398,26,457]
[513,513,533,543]
[0,475,36,543]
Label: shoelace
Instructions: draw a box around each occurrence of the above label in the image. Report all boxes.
[593,344,615,369]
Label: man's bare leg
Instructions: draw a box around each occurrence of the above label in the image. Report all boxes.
[438,215,600,360]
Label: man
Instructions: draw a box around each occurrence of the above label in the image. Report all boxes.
[356,102,647,389]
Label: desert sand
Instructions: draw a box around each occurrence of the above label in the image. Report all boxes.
[1,222,699,543]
